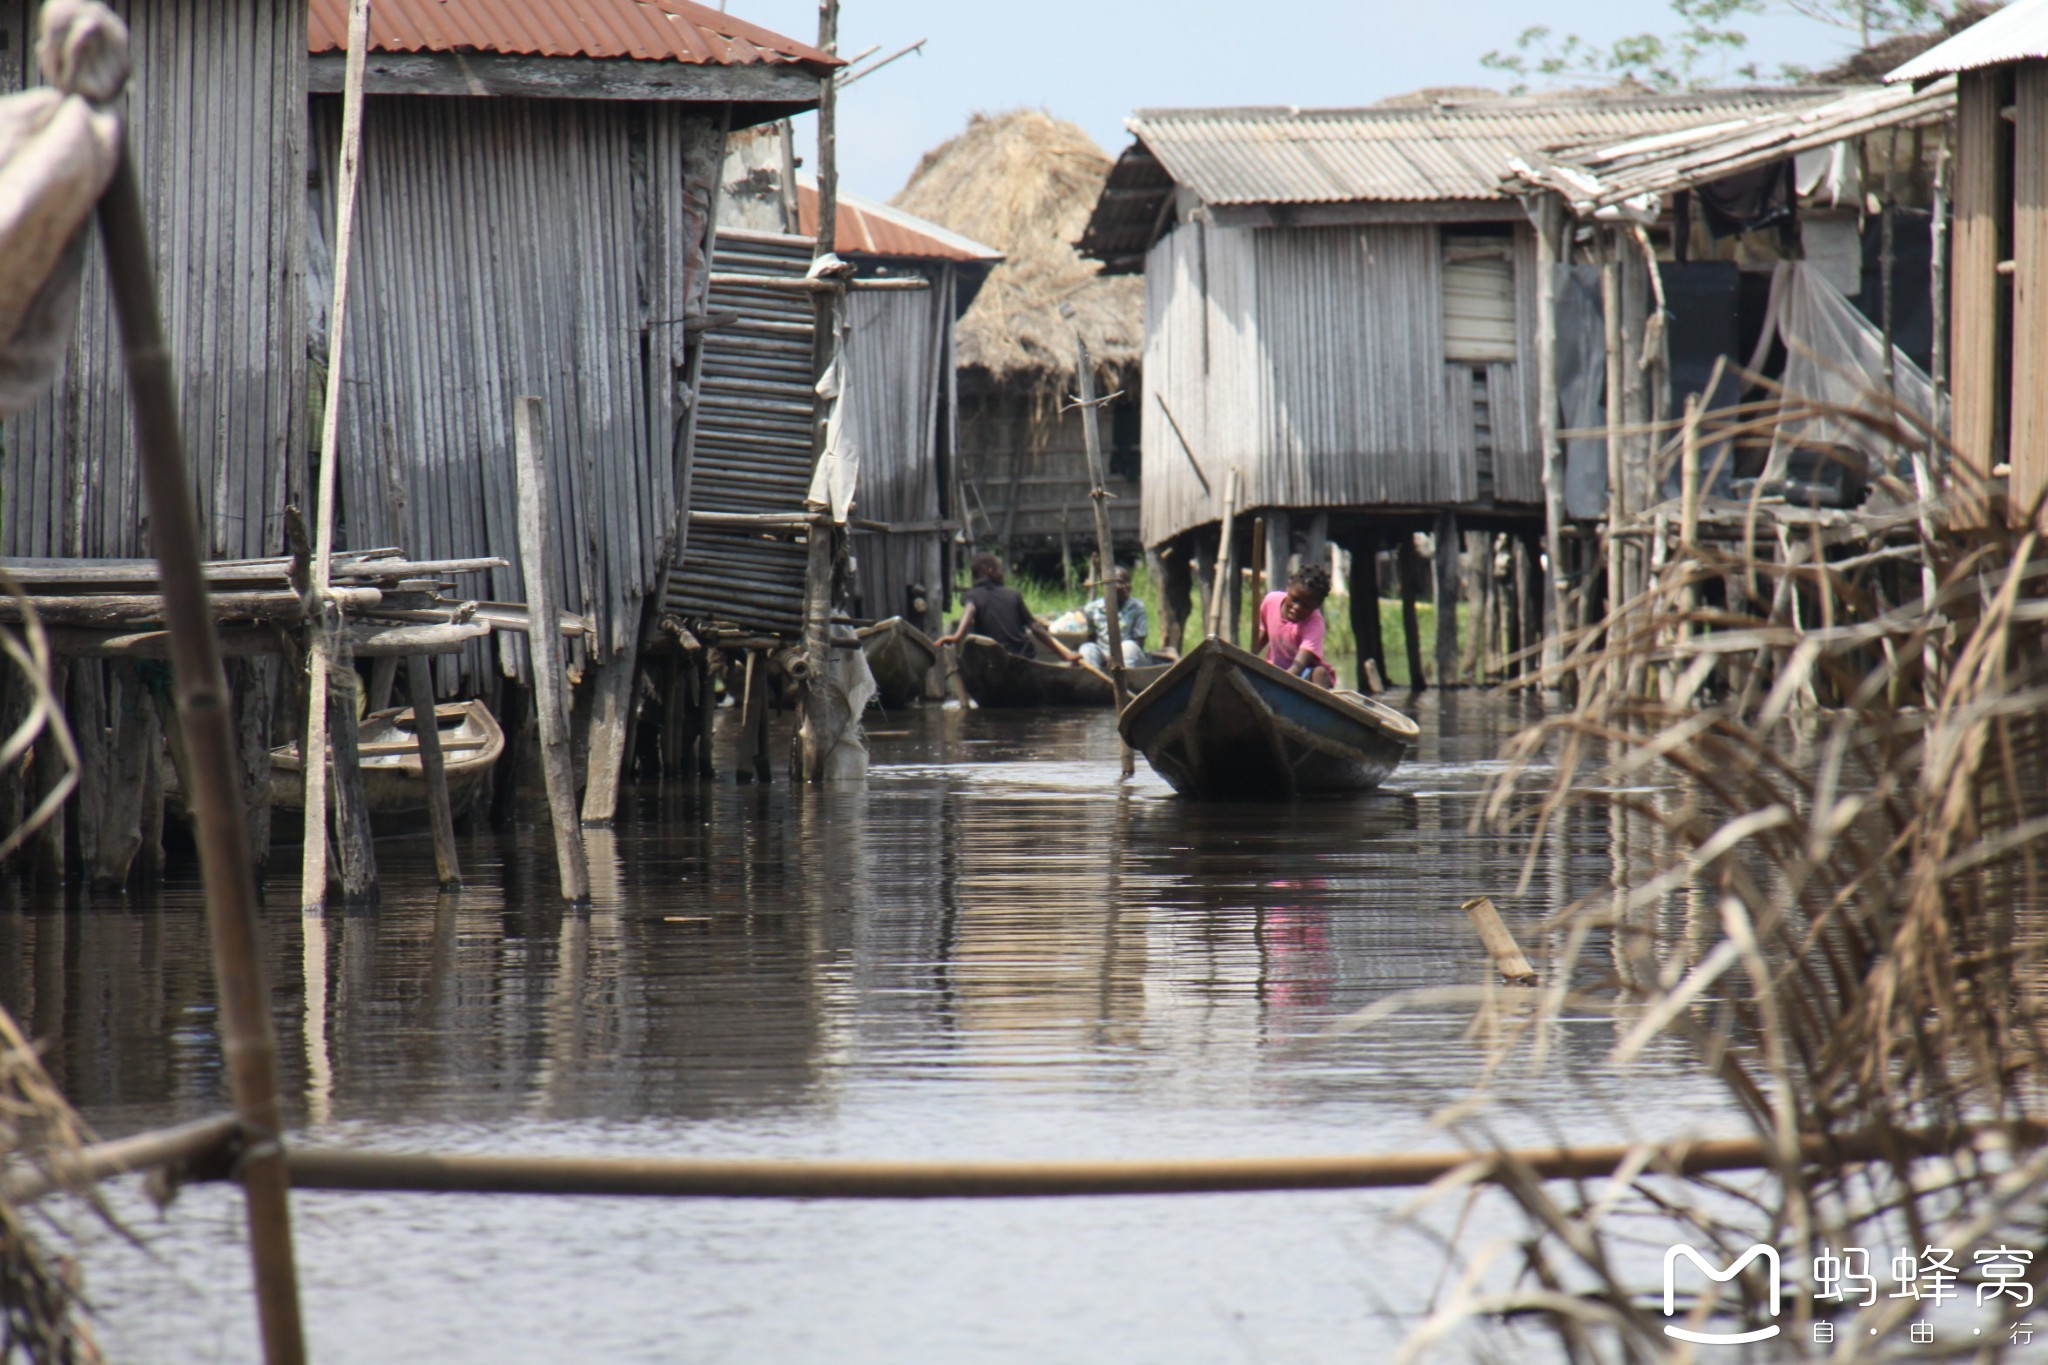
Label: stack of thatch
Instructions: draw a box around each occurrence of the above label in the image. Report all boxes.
[892,109,1142,385]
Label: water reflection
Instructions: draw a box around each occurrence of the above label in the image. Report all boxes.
[0,692,1751,1363]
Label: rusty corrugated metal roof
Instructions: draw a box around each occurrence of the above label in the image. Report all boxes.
[1890,0,2048,80]
[795,182,1004,264]
[1127,92,1833,208]
[308,0,840,71]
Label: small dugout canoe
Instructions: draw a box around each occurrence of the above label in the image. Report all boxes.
[955,634,1170,708]
[858,616,938,709]
[272,700,505,821]
[1117,638,1418,800]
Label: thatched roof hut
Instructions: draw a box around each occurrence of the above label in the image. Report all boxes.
[892,110,1142,383]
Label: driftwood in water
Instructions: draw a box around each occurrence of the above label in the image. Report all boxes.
[1461,896,1538,985]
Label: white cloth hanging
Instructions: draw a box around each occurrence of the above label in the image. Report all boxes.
[0,0,128,416]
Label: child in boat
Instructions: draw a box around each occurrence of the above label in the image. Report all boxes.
[1253,563,1336,688]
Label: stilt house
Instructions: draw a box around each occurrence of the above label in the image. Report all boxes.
[893,110,1145,570]
[1078,91,1831,663]
[307,0,837,697]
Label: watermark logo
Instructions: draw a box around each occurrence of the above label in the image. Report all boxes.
[1664,1243,1783,1345]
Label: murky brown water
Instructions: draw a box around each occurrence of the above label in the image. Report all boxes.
[0,693,1740,1363]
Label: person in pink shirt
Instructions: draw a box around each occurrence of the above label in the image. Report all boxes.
[1253,563,1335,687]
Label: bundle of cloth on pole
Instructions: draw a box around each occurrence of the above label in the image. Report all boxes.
[0,0,127,416]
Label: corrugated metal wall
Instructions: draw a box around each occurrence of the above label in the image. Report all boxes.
[2,0,307,562]
[846,271,953,625]
[660,228,817,636]
[1140,219,1544,546]
[309,96,716,681]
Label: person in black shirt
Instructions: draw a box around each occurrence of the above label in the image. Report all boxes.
[937,553,1075,660]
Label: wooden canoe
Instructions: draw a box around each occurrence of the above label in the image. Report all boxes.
[271,699,505,819]
[858,616,938,709]
[1117,637,1418,800]
[955,634,1170,708]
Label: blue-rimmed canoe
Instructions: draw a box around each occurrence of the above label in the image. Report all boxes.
[1117,638,1418,799]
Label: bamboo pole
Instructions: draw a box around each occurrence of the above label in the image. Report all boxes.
[274,1122,2047,1201]
[1,1114,239,1206]
[97,138,309,1365]
[1460,897,1537,985]
[302,0,372,914]
[1071,325,1132,775]
[513,397,590,904]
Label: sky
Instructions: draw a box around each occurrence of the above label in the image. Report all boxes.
[727,1,1884,202]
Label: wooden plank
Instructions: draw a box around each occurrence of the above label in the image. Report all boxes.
[1950,71,2008,522]
[579,595,642,824]
[514,397,590,902]
[2013,65,2048,527]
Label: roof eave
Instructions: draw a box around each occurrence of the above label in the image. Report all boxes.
[308,48,829,114]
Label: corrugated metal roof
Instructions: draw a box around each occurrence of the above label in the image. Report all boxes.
[1125,91,1831,207]
[1890,0,2048,81]
[1508,79,1954,214]
[794,181,1004,264]
[307,0,839,70]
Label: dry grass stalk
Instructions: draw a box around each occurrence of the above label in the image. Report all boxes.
[1404,396,2048,1358]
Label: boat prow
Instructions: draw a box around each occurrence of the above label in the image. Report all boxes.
[857,616,939,709]
[1117,637,1417,799]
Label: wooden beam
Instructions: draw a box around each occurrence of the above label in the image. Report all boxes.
[1207,198,1526,231]
[307,50,825,112]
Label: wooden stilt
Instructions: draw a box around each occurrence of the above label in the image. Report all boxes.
[1071,324,1133,776]
[1346,534,1384,693]
[72,662,110,888]
[1263,509,1290,599]
[324,647,378,906]
[1433,510,1461,688]
[227,658,273,875]
[1397,533,1426,689]
[580,599,642,824]
[513,396,590,904]
[693,655,716,777]
[406,654,460,889]
[365,655,397,713]
[30,658,70,883]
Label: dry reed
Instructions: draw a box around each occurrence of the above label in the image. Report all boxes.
[1402,395,2048,1359]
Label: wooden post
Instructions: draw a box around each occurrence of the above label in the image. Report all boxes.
[301,0,372,916]
[1930,126,1950,407]
[2011,65,2048,526]
[98,129,308,1365]
[1534,194,1569,676]
[580,598,642,824]
[1263,509,1291,600]
[1951,70,2008,524]
[325,656,378,906]
[1601,250,1626,661]
[513,397,590,904]
[1433,510,1460,688]
[1206,468,1240,638]
[1397,533,1426,689]
[1152,544,1185,655]
[406,655,460,888]
[1072,326,1132,775]
[1346,533,1385,692]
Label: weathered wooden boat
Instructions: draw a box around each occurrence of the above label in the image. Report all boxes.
[956,634,1170,708]
[272,700,505,820]
[1117,638,1419,799]
[858,616,938,709]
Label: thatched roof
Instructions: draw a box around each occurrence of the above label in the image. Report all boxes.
[892,109,1142,384]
